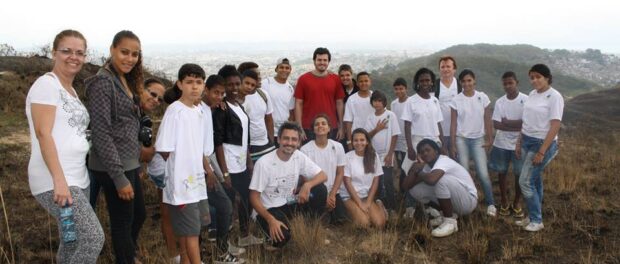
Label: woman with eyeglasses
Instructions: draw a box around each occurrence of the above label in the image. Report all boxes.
[85,30,146,264]
[26,29,104,263]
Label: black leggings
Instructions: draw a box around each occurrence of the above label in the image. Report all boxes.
[91,168,146,264]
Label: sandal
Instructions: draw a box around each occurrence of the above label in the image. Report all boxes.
[511,207,525,218]
[499,205,511,216]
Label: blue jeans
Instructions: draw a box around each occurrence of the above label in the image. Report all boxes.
[456,136,494,206]
[519,135,558,224]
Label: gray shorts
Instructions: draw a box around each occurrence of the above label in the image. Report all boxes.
[167,199,210,236]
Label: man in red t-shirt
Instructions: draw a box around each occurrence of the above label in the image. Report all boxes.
[294,47,345,142]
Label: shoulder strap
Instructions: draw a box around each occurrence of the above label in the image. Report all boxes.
[256,88,268,104]
[434,79,440,98]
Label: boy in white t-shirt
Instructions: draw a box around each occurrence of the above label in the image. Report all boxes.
[344,72,375,149]
[389,78,409,196]
[155,64,212,264]
[250,122,328,249]
[239,69,276,161]
[489,72,528,218]
[364,91,400,213]
[261,58,295,141]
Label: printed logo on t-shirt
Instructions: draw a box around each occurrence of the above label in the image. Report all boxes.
[183,173,206,192]
[266,174,296,200]
[60,89,89,137]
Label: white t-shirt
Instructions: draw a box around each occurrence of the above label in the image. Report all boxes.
[155,101,210,205]
[364,110,400,160]
[522,87,564,140]
[492,93,528,150]
[200,102,215,156]
[26,72,90,195]
[261,77,294,133]
[449,91,491,139]
[249,150,322,209]
[344,92,375,131]
[223,102,249,173]
[341,151,384,199]
[411,155,478,198]
[401,94,443,139]
[437,77,459,136]
[390,98,409,152]
[242,90,274,146]
[300,139,346,191]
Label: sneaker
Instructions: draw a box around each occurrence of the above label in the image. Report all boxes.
[524,222,544,232]
[429,216,444,227]
[512,207,525,218]
[228,241,246,256]
[207,228,217,242]
[214,253,244,264]
[425,207,441,218]
[403,207,416,219]
[431,217,458,237]
[515,217,530,227]
[498,205,511,216]
[263,242,279,252]
[238,234,263,247]
[487,205,497,217]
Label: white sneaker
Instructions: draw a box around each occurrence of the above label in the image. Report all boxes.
[487,205,497,217]
[238,234,263,247]
[214,252,244,264]
[403,207,416,219]
[524,222,544,232]
[228,241,246,256]
[425,207,441,218]
[431,217,458,237]
[429,216,444,227]
[515,218,530,227]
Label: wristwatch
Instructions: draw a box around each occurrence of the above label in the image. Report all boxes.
[223,172,230,178]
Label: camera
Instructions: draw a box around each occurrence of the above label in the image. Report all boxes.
[138,115,153,147]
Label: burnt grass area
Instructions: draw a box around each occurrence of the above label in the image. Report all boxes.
[0,119,619,263]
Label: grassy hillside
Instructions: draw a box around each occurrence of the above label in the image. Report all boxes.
[371,44,610,103]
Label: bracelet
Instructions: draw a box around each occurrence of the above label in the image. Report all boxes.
[536,152,545,156]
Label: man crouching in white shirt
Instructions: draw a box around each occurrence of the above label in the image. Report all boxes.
[249,122,328,249]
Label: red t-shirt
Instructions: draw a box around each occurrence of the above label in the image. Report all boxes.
[294,72,345,129]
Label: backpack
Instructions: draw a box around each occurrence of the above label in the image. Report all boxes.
[434,78,462,98]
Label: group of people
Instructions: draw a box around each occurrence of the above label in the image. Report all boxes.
[26,29,564,264]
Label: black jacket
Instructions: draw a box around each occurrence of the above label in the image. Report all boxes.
[212,99,250,147]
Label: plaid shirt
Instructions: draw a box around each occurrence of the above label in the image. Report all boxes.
[85,67,141,190]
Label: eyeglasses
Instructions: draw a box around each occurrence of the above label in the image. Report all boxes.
[56,48,87,58]
[147,89,164,103]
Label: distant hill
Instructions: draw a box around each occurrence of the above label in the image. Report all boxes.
[371,44,618,102]
[0,56,171,115]
[563,86,620,132]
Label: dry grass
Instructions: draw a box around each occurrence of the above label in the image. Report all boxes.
[1,119,619,263]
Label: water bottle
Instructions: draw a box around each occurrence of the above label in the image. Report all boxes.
[59,206,77,243]
[286,193,314,205]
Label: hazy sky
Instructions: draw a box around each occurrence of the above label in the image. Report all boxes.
[2,0,619,53]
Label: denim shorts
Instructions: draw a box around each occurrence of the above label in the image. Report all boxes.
[488,146,523,176]
[148,173,165,189]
